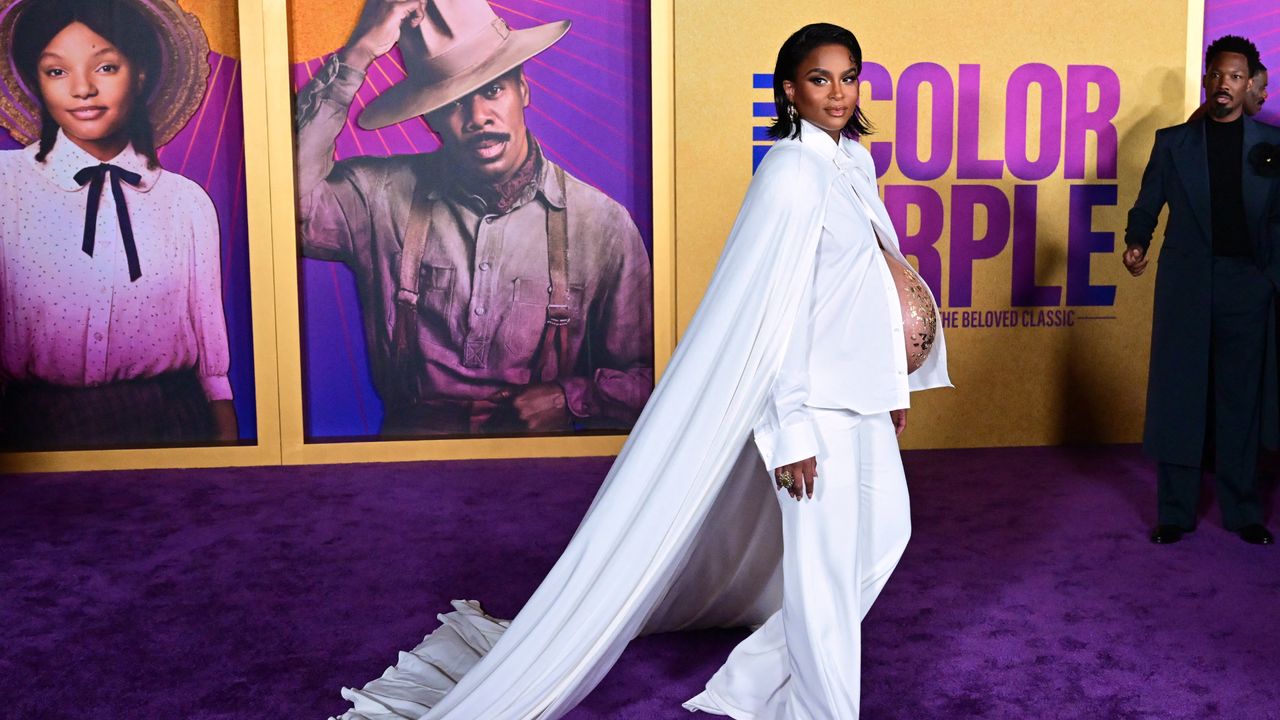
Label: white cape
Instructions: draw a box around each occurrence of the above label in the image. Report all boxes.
[334,131,950,720]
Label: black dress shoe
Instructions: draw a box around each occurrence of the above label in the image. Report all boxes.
[1239,524,1274,545]
[1151,524,1190,544]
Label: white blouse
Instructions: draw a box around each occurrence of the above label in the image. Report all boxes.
[754,120,947,470]
[0,132,232,400]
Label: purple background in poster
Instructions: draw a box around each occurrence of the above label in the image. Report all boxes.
[0,52,258,442]
[294,1,652,440]
[1204,0,1279,126]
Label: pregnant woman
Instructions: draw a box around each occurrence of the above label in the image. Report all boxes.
[683,22,943,718]
[331,19,949,720]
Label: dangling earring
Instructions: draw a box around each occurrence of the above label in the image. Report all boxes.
[787,104,797,121]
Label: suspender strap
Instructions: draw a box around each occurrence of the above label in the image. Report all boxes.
[391,180,435,395]
[535,166,572,382]
[398,183,435,307]
[546,165,571,327]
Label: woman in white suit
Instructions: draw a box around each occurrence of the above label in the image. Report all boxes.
[684,22,948,718]
[333,20,948,720]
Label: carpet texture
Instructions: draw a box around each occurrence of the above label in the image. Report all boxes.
[1,445,1276,719]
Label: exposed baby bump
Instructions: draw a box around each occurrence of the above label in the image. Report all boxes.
[882,250,937,374]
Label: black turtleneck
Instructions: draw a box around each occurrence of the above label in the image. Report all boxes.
[1204,116,1251,257]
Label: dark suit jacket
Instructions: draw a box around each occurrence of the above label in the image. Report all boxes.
[1124,116,1280,465]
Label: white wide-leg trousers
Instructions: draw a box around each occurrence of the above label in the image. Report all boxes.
[684,410,912,720]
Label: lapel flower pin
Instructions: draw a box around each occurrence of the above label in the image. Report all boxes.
[1248,142,1280,178]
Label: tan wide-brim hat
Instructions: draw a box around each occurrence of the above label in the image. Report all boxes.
[358,0,569,130]
[0,0,209,147]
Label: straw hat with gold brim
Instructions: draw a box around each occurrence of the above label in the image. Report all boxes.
[0,0,209,147]
[358,0,569,130]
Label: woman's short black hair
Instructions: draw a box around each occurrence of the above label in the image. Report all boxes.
[767,22,873,141]
[1205,34,1263,77]
[11,0,162,167]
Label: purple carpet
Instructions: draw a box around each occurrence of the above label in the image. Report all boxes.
[1,446,1276,719]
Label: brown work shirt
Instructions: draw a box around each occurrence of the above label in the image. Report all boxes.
[295,58,654,432]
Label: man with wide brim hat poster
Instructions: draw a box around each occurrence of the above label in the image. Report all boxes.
[294,0,653,438]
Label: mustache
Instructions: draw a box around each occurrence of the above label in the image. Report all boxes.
[462,131,512,149]
[1214,90,1233,98]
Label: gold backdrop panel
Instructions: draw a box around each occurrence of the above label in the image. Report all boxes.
[675,0,1196,449]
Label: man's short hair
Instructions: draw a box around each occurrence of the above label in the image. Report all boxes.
[1205,35,1263,77]
[1256,60,1268,77]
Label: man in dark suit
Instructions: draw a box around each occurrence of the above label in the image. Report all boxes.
[1124,35,1280,545]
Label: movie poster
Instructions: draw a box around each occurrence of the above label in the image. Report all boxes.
[0,0,256,451]
[289,0,655,442]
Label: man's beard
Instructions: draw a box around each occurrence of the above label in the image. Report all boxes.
[1210,92,1235,118]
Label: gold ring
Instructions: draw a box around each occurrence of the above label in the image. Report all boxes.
[778,469,794,489]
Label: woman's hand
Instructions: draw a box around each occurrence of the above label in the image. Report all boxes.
[891,408,908,436]
[210,400,238,443]
[775,456,817,500]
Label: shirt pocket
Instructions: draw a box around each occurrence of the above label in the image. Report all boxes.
[501,276,584,358]
[413,263,456,342]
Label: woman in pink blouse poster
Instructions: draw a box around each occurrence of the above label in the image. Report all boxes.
[0,0,252,450]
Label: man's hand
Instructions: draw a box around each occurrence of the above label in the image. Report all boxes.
[890,408,908,436]
[1122,244,1148,277]
[490,383,571,432]
[340,0,426,70]
[775,456,817,500]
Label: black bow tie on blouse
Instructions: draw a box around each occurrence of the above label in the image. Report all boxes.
[73,163,143,282]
